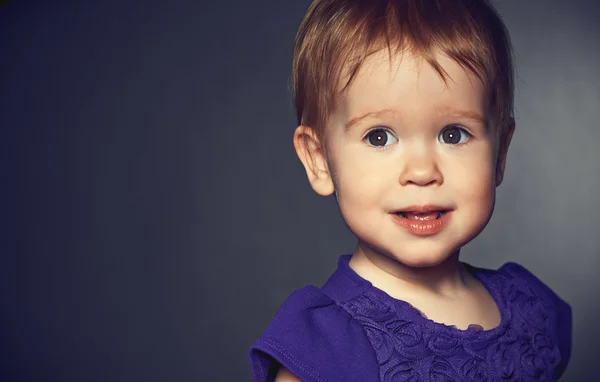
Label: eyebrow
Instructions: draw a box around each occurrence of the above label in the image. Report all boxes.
[439,107,487,125]
[343,107,486,131]
[344,108,396,131]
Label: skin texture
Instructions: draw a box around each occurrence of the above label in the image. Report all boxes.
[282,49,515,381]
[275,367,302,382]
[294,48,514,295]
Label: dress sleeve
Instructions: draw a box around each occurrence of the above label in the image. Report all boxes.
[501,262,572,378]
[552,291,572,379]
[248,286,379,382]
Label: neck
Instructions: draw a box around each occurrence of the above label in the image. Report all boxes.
[349,243,470,299]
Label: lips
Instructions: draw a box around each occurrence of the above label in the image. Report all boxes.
[391,206,453,236]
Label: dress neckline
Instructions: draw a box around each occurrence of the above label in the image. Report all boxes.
[335,254,511,339]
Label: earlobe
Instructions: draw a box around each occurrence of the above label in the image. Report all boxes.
[293,126,335,196]
[495,118,515,186]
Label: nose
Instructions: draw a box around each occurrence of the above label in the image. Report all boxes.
[398,148,443,187]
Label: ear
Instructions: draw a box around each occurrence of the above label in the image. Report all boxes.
[495,118,515,186]
[293,125,335,196]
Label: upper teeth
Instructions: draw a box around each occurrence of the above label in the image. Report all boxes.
[398,211,445,219]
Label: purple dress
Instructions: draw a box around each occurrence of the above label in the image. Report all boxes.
[249,255,572,381]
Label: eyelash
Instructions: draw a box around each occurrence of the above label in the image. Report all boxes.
[363,125,473,149]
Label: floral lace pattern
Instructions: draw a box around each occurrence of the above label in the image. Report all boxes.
[339,267,562,381]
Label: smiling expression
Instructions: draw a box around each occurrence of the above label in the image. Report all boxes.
[295,48,514,269]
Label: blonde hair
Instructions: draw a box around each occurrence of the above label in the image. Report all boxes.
[293,0,514,152]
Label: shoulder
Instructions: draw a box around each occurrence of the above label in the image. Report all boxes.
[249,285,379,382]
[497,262,568,309]
[494,261,572,325]
[497,262,573,377]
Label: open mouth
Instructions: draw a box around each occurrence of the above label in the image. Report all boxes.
[396,211,447,220]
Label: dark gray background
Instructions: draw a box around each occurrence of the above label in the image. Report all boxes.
[1,0,598,381]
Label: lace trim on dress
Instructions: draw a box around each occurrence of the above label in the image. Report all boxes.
[338,265,562,381]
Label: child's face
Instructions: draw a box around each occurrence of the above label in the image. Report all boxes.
[296,49,514,268]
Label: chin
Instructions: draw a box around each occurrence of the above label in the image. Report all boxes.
[392,250,458,268]
[359,240,460,269]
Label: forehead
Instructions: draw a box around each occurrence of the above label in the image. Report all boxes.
[333,49,489,125]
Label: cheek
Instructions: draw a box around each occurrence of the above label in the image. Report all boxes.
[331,158,389,223]
[335,157,388,199]
[450,154,497,210]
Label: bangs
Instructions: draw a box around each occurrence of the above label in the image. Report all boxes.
[293,0,514,142]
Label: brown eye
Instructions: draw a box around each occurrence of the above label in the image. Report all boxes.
[366,128,397,147]
[439,126,470,145]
